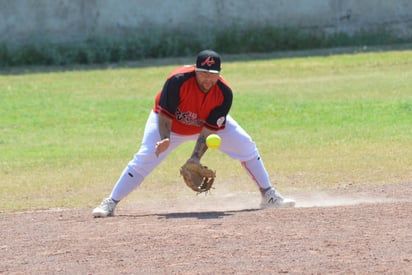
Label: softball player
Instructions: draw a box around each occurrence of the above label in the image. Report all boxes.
[93,50,295,217]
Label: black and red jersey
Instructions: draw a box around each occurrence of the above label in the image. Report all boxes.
[153,65,233,135]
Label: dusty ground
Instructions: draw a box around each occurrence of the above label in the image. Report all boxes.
[1,183,411,274]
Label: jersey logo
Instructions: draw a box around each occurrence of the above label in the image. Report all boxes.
[176,108,204,127]
[201,56,215,67]
[217,116,225,127]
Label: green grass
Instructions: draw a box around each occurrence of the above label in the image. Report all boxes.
[1,48,411,211]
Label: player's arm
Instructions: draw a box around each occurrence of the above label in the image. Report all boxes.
[158,112,172,140]
[155,75,182,157]
[187,127,215,164]
[155,113,172,157]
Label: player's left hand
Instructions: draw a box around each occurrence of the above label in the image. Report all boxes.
[180,162,216,193]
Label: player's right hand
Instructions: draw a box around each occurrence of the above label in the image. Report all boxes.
[155,138,170,157]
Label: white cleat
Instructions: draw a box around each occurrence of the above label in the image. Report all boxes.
[92,198,117,218]
[260,188,296,209]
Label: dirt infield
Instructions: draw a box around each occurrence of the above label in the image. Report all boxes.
[1,183,411,274]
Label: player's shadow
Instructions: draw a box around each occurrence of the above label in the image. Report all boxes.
[116,208,260,220]
[156,208,259,220]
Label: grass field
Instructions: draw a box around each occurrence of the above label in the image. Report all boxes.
[1,47,411,212]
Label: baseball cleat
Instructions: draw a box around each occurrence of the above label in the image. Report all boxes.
[92,197,117,217]
[260,188,296,209]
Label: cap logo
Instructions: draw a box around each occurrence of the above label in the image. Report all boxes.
[201,56,215,67]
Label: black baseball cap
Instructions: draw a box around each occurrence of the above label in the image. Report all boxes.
[195,50,221,74]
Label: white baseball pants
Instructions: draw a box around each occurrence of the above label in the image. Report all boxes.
[110,110,272,201]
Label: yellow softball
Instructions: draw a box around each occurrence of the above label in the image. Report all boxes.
[206,134,221,149]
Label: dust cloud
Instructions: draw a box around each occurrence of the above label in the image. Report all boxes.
[127,190,400,214]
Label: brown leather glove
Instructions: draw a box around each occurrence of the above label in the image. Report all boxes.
[180,163,216,193]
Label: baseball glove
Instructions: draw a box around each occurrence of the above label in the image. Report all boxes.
[180,163,216,193]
